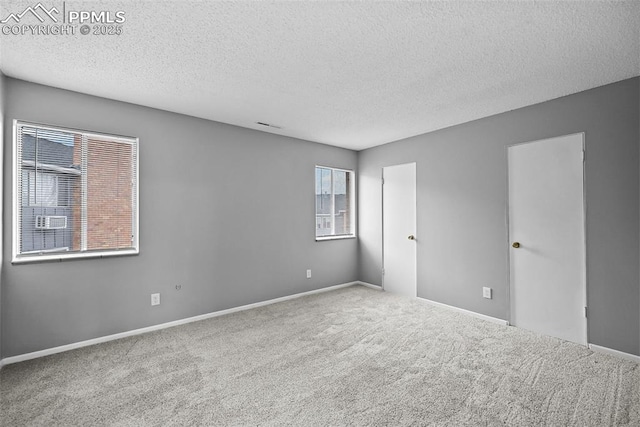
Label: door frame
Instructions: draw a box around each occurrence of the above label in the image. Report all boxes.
[381,162,417,297]
[506,132,588,345]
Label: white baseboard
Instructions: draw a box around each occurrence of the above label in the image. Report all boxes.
[358,281,382,290]
[0,281,360,367]
[418,297,509,326]
[588,344,640,363]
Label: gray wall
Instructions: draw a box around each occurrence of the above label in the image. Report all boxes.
[359,77,640,356]
[0,73,5,361]
[1,78,358,358]
[3,76,639,360]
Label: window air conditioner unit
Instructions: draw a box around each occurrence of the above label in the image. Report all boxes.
[35,215,68,230]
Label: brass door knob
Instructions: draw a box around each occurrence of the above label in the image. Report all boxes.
[408,235,416,240]
[512,242,520,248]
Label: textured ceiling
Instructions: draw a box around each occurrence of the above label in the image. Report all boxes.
[1,1,639,150]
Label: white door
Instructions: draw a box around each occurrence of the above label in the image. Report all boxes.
[383,163,417,298]
[508,133,587,345]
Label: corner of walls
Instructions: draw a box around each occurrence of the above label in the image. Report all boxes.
[356,149,377,285]
[356,148,384,287]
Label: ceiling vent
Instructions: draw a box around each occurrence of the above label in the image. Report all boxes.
[256,122,282,129]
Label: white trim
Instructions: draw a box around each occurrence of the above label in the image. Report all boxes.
[358,281,382,290]
[0,281,360,367]
[14,120,137,143]
[315,235,356,242]
[588,344,640,364]
[418,297,509,326]
[12,248,139,264]
[315,164,353,174]
[12,120,19,264]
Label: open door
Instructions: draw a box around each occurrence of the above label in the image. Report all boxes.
[508,133,587,345]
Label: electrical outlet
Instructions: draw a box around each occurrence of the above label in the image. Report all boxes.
[482,287,492,299]
[151,293,160,306]
[306,269,312,279]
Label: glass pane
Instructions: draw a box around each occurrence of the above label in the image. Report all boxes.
[19,126,78,254]
[86,138,134,250]
[315,167,332,237]
[333,170,350,235]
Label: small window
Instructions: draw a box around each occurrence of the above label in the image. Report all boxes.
[315,166,355,240]
[13,121,139,262]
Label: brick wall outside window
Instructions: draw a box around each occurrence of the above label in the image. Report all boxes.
[72,136,133,251]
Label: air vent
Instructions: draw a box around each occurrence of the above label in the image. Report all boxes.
[35,215,68,230]
[256,122,282,129]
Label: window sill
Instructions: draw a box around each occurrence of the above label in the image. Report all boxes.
[12,248,139,264]
[315,235,357,242]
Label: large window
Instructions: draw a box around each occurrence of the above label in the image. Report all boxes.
[315,166,355,240]
[13,121,139,262]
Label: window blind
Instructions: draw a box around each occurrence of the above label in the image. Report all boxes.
[14,121,139,261]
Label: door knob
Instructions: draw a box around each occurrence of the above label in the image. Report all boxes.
[512,242,520,248]
[408,235,416,240]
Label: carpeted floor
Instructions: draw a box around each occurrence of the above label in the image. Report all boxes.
[1,285,639,426]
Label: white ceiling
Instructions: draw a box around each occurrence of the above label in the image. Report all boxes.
[1,1,639,151]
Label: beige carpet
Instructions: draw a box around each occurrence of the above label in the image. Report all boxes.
[1,285,639,426]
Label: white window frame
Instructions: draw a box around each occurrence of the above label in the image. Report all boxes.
[12,120,140,263]
[315,165,356,241]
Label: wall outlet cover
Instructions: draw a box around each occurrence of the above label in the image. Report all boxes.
[151,293,160,306]
[482,287,492,299]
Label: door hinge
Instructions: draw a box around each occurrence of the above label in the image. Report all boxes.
[381,177,385,185]
[582,150,586,162]
[584,306,588,318]
[382,268,385,276]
